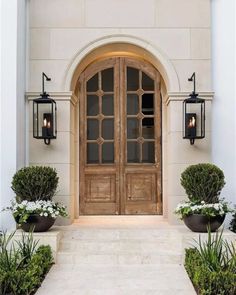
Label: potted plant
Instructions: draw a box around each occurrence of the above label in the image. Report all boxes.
[175,163,231,232]
[6,166,67,232]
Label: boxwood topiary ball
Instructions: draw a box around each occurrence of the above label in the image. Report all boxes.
[11,166,59,201]
[180,163,225,204]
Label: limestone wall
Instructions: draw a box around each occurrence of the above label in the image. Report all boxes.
[28,0,212,224]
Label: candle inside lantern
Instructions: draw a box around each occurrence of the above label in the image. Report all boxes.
[188,116,195,128]
[42,113,53,137]
[42,118,48,137]
[186,113,197,138]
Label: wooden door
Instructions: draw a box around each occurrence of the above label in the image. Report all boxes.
[79,57,162,215]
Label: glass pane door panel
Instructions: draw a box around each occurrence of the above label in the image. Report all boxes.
[102,68,114,92]
[142,128,154,139]
[142,94,154,115]
[102,95,114,116]
[87,95,99,116]
[102,143,114,163]
[142,72,154,90]
[142,118,154,139]
[127,94,139,115]
[87,73,98,92]
[142,142,155,163]
[102,119,114,139]
[127,67,139,91]
[127,142,139,163]
[87,143,99,164]
[87,119,99,140]
[127,118,139,139]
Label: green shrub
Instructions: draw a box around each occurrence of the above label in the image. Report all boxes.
[185,230,236,295]
[11,166,59,201]
[0,232,53,295]
[229,210,236,233]
[0,232,21,294]
[185,249,236,295]
[31,245,53,275]
[16,230,39,265]
[185,248,203,279]
[196,228,235,272]
[12,245,54,295]
[181,163,225,203]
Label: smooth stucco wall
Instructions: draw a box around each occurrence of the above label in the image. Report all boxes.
[0,0,28,230]
[212,0,236,208]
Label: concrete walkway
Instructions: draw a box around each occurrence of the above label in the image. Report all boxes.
[36,216,196,295]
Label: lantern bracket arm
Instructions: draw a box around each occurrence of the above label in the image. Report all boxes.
[42,72,51,96]
[188,72,201,100]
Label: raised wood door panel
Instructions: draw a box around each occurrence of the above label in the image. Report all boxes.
[79,57,162,215]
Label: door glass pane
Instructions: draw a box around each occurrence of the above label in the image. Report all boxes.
[87,95,99,116]
[127,67,139,91]
[127,118,139,139]
[87,119,99,140]
[142,118,154,139]
[142,72,154,91]
[102,119,114,139]
[102,68,114,92]
[127,142,139,163]
[87,143,99,164]
[102,95,114,116]
[87,73,98,92]
[127,94,139,115]
[142,142,155,163]
[142,94,154,115]
[102,143,114,163]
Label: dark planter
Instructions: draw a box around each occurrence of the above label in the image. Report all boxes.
[183,214,225,232]
[20,215,55,232]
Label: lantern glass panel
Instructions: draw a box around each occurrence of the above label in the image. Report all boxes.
[33,103,38,137]
[33,99,57,139]
[183,99,205,140]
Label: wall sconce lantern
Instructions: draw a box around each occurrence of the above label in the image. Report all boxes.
[33,72,57,145]
[183,72,205,145]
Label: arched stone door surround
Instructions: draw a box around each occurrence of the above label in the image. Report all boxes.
[66,39,176,219]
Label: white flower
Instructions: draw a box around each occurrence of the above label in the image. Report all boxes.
[7,198,67,219]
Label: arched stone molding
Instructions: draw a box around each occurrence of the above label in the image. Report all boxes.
[61,34,212,224]
[64,35,180,94]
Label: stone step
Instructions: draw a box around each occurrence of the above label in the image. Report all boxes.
[59,239,182,254]
[62,228,181,241]
[56,251,182,265]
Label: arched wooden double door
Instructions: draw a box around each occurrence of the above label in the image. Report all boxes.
[79,57,162,215]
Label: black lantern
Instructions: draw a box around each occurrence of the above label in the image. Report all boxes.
[33,73,57,145]
[183,73,205,145]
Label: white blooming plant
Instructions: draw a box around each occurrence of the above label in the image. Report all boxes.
[175,200,231,220]
[6,199,67,224]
